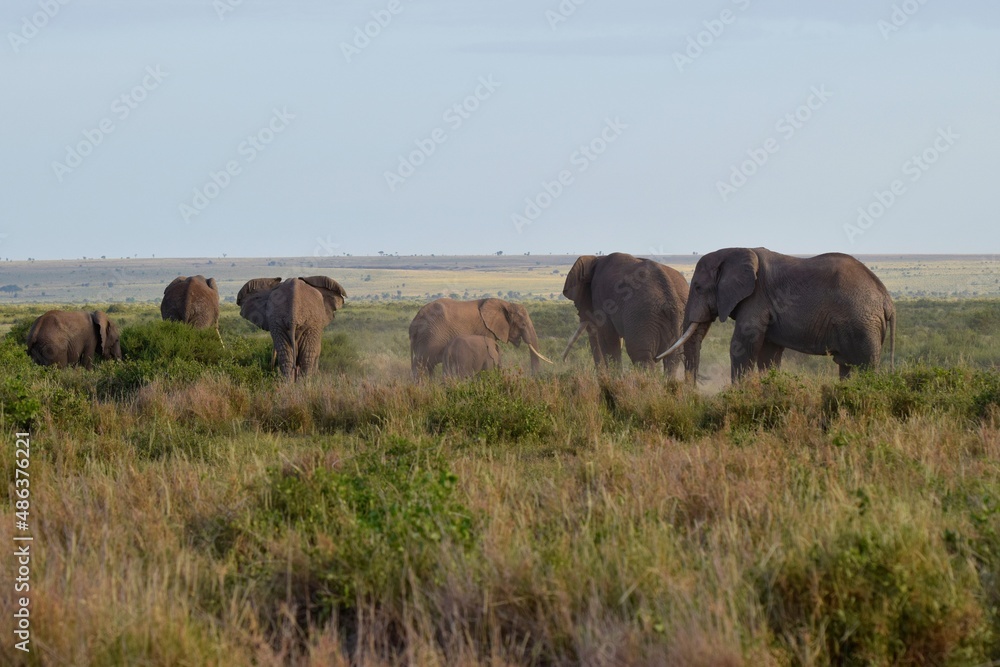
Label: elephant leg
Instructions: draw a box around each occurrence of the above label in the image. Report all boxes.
[757,341,784,372]
[730,318,769,382]
[296,330,321,379]
[272,332,296,380]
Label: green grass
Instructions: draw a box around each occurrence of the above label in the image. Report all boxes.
[2,299,1000,665]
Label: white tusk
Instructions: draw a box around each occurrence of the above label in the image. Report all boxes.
[656,322,698,361]
[528,344,555,365]
[561,321,589,361]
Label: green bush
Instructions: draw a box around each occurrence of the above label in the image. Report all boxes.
[427,372,551,442]
[597,374,706,440]
[704,370,809,434]
[824,367,1000,423]
[4,317,35,345]
[122,321,227,365]
[760,515,989,665]
[245,437,475,621]
[0,376,42,429]
[95,358,204,399]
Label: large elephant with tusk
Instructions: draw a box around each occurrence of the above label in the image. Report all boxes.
[657,247,895,384]
[409,297,552,377]
[561,253,692,376]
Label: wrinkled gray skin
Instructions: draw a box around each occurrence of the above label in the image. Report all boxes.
[663,247,895,383]
[237,276,347,381]
[160,275,220,331]
[409,298,543,377]
[562,253,692,377]
[27,310,122,369]
[442,334,502,378]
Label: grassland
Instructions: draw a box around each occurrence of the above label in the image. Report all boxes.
[1,292,1000,665]
[2,253,999,305]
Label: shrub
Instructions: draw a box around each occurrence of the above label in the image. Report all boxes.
[122,321,226,365]
[597,373,706,440]
[759,513,989,665]
[243,437,476,623]
[704,370,810,434]
[4,317,34,345]
[0,376,42,429]
[427,372,551,442]
[824,367,1000,423]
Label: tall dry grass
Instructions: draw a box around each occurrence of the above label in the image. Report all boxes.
[2,301,1000,664]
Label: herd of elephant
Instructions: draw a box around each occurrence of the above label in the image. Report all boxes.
[24,248,896,384]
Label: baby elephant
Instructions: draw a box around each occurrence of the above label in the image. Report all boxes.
[27,310,122,369]
[442,335,501,378]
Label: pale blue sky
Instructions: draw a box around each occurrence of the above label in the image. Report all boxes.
[1,0,998,260]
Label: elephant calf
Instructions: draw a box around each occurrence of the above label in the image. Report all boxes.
[442,335,501,378]
[27,310,122,369]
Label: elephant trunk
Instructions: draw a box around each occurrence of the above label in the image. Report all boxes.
[682,321,711,386]
[523,321,543,374]
[562,321,589,361]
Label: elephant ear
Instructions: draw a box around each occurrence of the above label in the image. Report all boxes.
[563,256,598,307]
[716,248,759,322]
[300,276,347,321]
[237,277,281,331]
[91,311,113,357]
[480,299,511,343]
[205,277,218,293]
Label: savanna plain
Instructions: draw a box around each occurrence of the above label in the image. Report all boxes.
[3,255,1000,666]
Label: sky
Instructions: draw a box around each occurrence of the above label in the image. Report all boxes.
[1,0,998,260]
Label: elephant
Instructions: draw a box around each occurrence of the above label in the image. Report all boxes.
[561,252,692,377]
[161,275,221,340]
[26,310,122,369]
[658,247,895,383]
[409,298,552,377]
[442,335,502,378]
[237,276,347,380]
